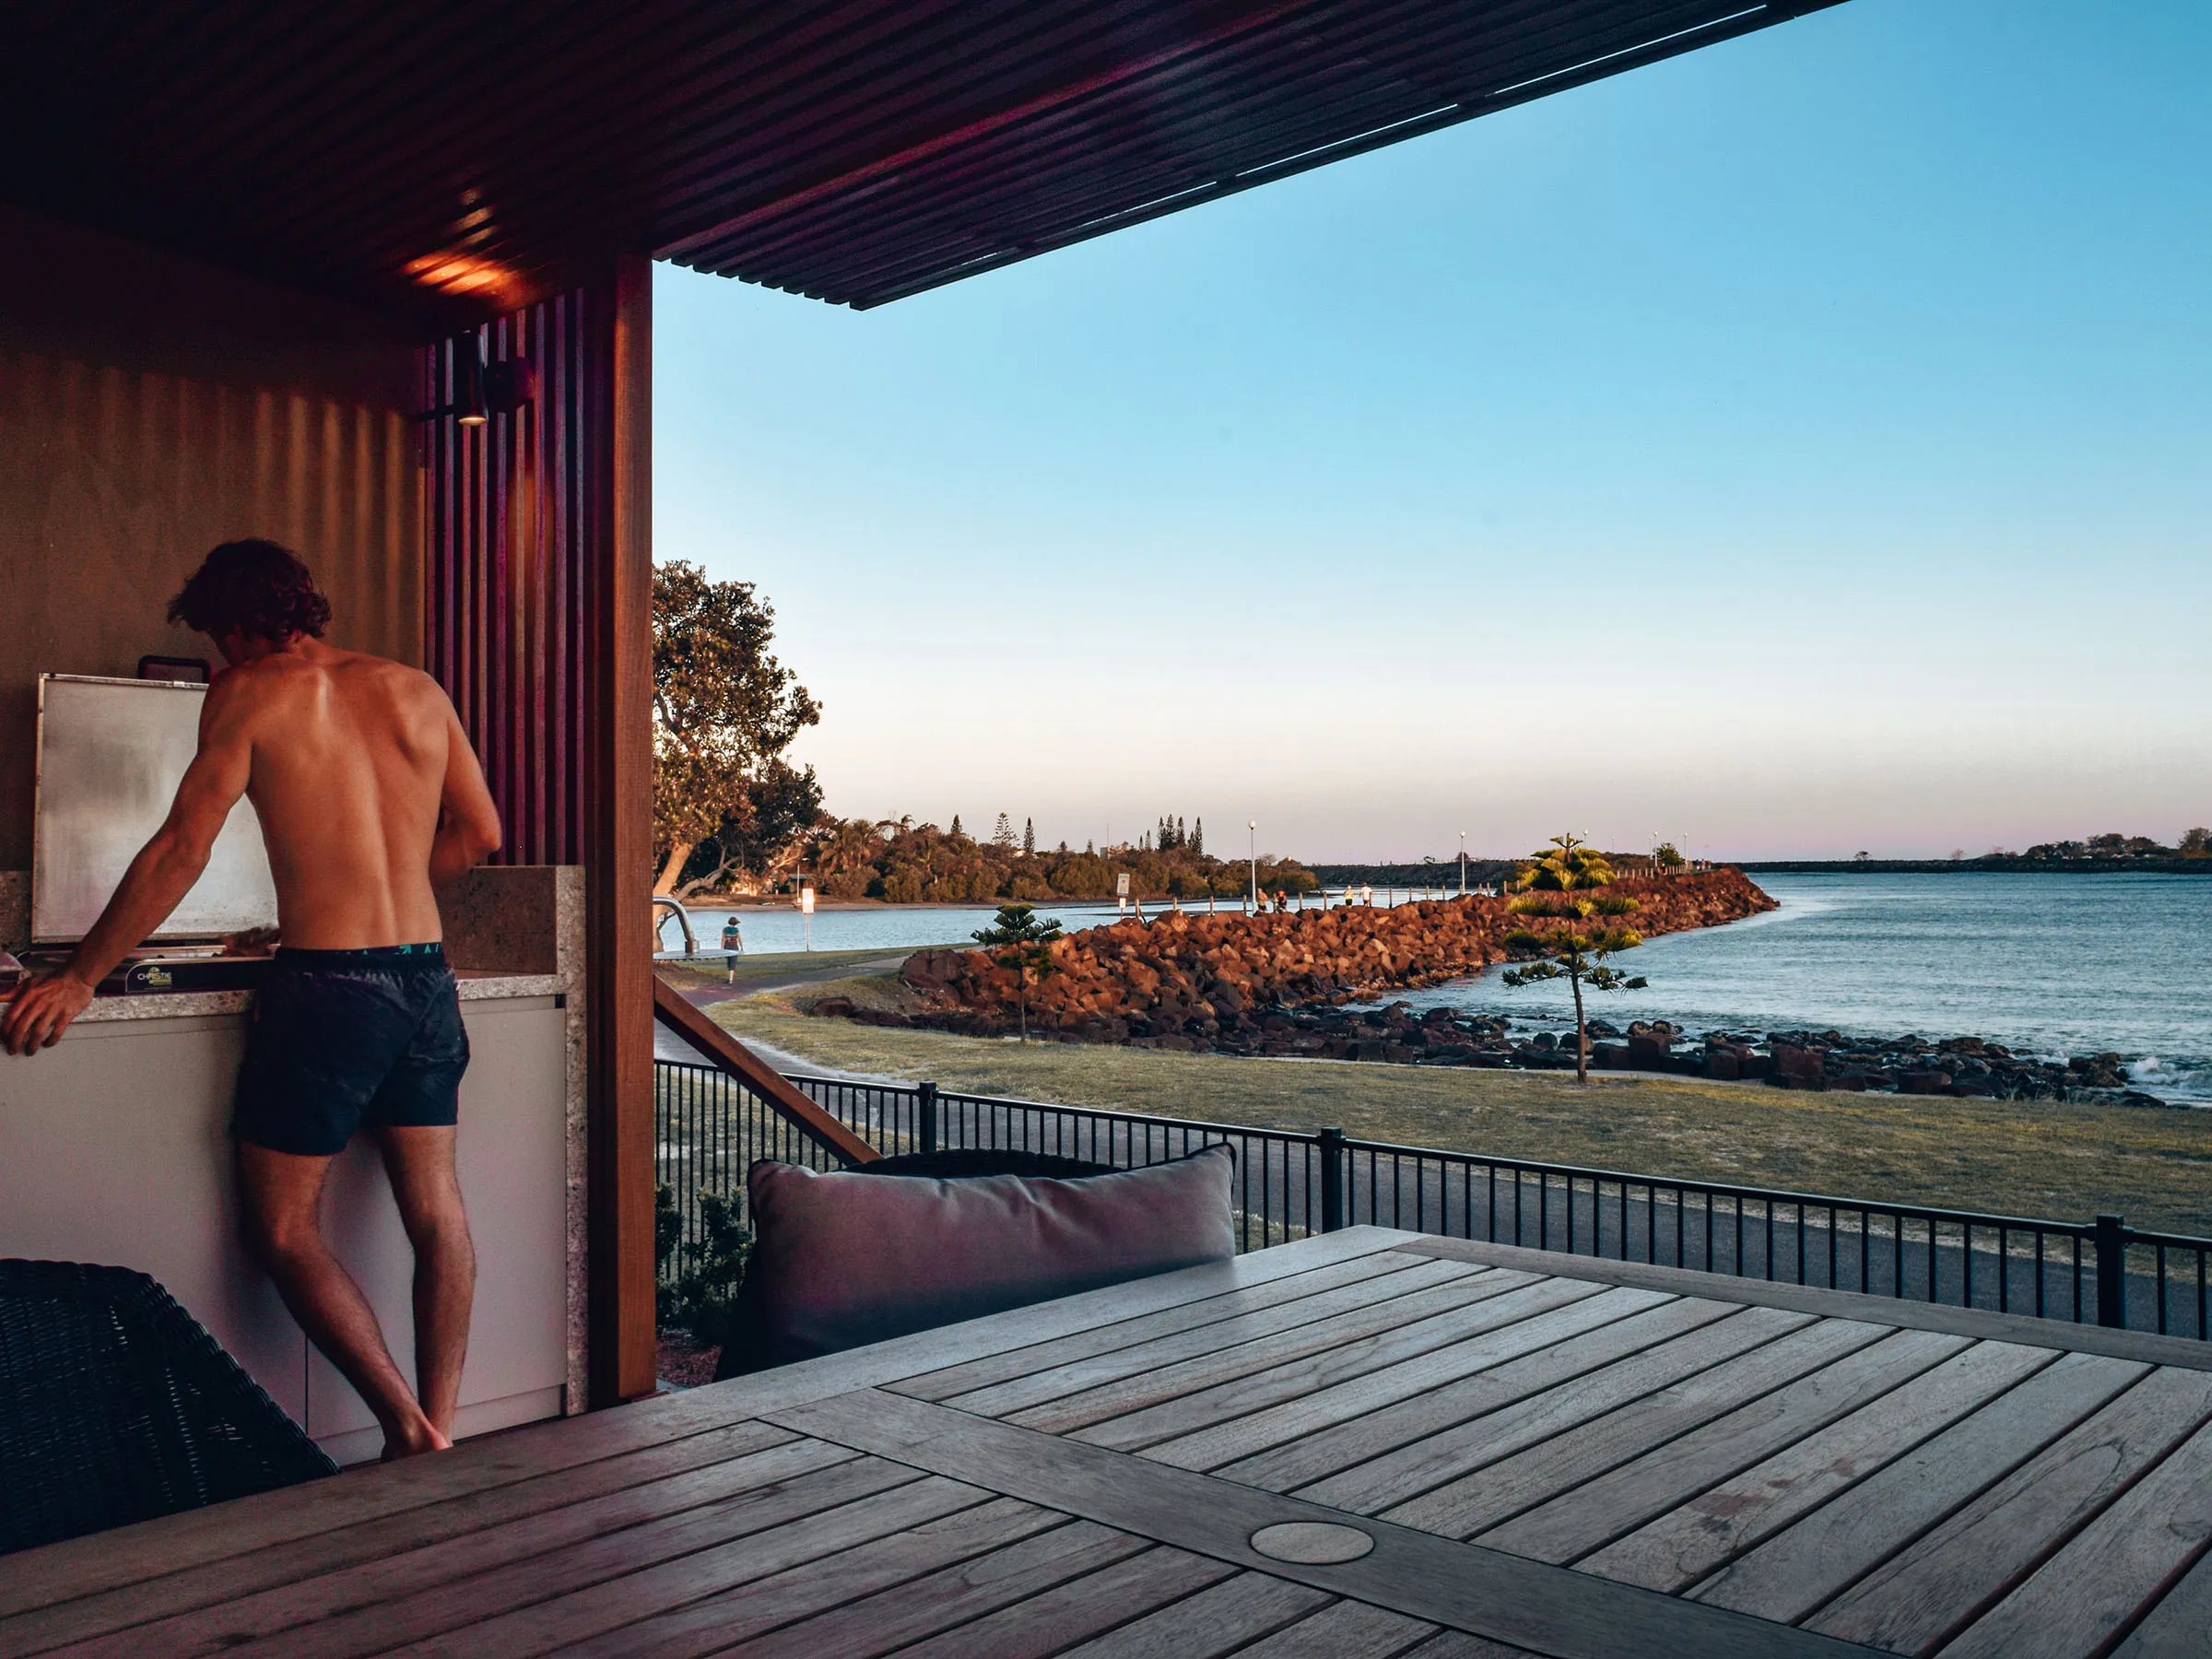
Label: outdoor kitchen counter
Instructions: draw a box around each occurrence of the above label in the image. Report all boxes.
[65,967,566,1024]
[0,868,587,1465]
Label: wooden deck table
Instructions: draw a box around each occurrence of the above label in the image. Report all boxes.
[6,1227,2209,1658]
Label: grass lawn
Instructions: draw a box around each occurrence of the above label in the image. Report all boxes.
[710,976,2212,1237]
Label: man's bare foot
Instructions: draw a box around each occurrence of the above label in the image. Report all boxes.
[379,1420,453,1461]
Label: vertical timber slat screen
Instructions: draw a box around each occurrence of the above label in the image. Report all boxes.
[420,292,604,865]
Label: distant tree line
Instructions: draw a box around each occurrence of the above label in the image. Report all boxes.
[794,816,1319,904]
[2014,830,2209,860]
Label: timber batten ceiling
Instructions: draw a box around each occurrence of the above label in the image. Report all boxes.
[0,1,1843,320]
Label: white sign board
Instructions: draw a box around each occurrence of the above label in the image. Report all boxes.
[798,886,816,915]
[32,674,278,943]
[1114,872,1131,897]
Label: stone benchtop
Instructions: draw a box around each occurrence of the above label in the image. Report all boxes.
[68,970,567,1026]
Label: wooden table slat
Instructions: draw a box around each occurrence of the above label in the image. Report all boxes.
[1396,1237,2212,1375]
[29,1432,858,1659]
[1794,1365,2212,1651]
[1214,1595,1441,1659]
[1007,1269,1536,1435]
[1580,1339,2060,1593]
[1046,1570,1334,1659]
[1384,1317,1893,1539]
[414,1488,1053,1659]
[891,1250,1443,1403]
[1484,1329,1989,1564]
[1401,1632,1548,1659]
[225,1459,960,1659]
[887,1545,1239,1659]
[939,1259,1498,1419]
[1678,1350,2145,1627]
[1226,1292,1741,1496]
[2109,1538,2212,1659]
[1280,1303,1807,1512]
[1904,1417,2212,1659]
[703,1518,1152,1659]
[1065,1277,1611,1453]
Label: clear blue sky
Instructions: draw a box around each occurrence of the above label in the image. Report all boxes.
[654,0,2209,864]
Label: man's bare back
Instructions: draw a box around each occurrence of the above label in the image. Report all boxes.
[220,641,480,950]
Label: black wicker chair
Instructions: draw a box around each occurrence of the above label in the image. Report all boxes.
[0,1260,337,1555]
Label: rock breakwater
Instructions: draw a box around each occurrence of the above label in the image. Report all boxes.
[890,868,1775,1044]
[1596,1023,2174,1107]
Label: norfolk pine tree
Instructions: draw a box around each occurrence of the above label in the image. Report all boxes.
[1501,834,1648,1084]
[971,902,1065,1042]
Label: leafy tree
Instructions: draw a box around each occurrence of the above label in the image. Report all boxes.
[671,760,824,898]
[992,812,1016,851]
[971,901,1064,1042]
[1503,835,1645,1082]
[2183,828,2210,855]
[1023,817,1036,855]
[1190,818,1205,858]
[1653,842,1685,873]
[653,561,820,895]
[949,813,963,839]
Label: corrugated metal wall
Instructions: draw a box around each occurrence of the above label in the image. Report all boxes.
[420,285,616,868]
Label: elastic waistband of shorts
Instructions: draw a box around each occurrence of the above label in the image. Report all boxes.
[274,943,446,967]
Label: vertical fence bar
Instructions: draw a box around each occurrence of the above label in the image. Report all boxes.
[917,1081,939,1155]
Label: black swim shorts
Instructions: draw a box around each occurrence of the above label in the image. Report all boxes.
[232,944,469,1157]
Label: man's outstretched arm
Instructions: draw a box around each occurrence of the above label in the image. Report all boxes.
[1,680,253,1054]
[429,700,501,890]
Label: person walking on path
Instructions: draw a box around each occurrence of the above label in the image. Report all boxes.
[2,539,504,1460]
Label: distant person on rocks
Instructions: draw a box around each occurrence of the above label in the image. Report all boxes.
[1360,883,1374,906]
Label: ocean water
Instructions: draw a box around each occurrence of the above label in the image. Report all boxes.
[673,873,2212,1102]
[1391,872,2212,1102]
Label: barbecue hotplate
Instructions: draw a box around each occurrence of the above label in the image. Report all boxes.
[8,949,276,997]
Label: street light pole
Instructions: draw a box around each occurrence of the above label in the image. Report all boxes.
[1249,820,1258,910]
[1459,830,1466,897]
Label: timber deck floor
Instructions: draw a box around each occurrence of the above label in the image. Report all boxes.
[4,1228,2209,1657]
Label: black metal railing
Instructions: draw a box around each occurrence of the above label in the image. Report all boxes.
[653,1060,2212,1340]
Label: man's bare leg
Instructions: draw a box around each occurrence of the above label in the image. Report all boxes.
[376,1124,476,1440]
[236,1142,445,1459]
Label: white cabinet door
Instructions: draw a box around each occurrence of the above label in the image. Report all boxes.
[305,998,570,1454]
[0,1014,307,1421]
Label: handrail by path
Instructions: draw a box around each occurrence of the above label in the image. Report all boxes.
[650,977,880,1166]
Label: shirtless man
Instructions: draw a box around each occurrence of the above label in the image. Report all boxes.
[2,539,503,1459]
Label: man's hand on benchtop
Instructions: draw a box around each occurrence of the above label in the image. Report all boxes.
[1,971,96,1056]
[224,925,281,958]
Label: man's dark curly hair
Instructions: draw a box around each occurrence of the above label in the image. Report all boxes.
[168,539,332,641]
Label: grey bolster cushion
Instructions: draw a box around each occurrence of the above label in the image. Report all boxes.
[747,1144,1237,1364]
